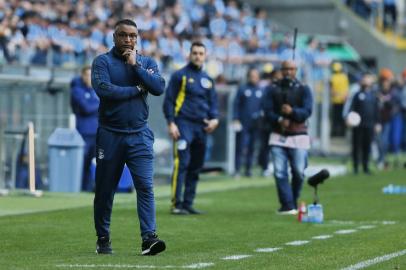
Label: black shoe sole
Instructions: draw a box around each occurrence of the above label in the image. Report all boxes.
[95,249,113,254]
[142,241,166,256]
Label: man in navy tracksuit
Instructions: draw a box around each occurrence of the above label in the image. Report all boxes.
[91,19,165,255]
[70,66,99,192]
[163,41,219,215]
[232,68,263,177]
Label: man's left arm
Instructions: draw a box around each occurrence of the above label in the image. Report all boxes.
[289,85,313,122]
[132,57,165,96]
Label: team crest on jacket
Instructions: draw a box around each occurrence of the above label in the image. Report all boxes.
[188,78,194,83]
[98,148,104,160]
[200,78,212,89]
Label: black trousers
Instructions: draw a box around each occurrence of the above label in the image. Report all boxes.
[352,126,374,173]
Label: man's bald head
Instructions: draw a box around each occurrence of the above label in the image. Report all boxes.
[281,60,297,79]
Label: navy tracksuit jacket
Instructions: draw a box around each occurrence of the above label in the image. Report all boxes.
[232,82,264,175]
[91,47,165,239]
[163,63,218,209]
[70,76,99,191]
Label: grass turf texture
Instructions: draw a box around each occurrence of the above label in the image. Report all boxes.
[0,169,405,270]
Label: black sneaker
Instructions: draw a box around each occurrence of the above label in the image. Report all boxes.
[96,236,113,254]
[141,233,166,256]
[184,206,204,215]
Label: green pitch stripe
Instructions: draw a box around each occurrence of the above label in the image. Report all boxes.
[0,177,272,217]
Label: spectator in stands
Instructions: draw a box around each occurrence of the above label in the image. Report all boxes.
[262,60,313,214]
[91,19,166,256]
[232,67,263,177]
[347,73,380,174]
[163,41,219,215]
[330,62,350,137]
[70,65,99,192]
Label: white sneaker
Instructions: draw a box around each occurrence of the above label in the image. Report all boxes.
[277,209,298,215]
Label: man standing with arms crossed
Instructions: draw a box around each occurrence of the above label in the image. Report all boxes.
[91,19,165,255]
[163,41,219,215]
[262,60,313,214]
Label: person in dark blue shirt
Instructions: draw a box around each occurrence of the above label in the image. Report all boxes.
[70,65,99,192]
[346,73,380,174]
[91,19,165,256]
[232,68,263,177]
[163,41,219,215]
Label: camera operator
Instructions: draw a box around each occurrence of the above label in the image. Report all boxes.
[262,60,313,214]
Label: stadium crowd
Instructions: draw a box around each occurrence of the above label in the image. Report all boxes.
[0,0,267,68]
[0,0,333,80]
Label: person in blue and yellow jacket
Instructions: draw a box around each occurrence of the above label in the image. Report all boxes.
[163,41,219,215]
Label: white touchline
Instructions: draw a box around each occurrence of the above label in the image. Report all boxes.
[340,249,406,270]
[55,263,215,269]
[335,229,357,234]
[285,240,310,246]
[312,235,332,240]
[255,247,282,253]
[222,255,252,260]
[357,225,376,230]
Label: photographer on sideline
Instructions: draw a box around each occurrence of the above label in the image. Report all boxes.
[262,60,313,215]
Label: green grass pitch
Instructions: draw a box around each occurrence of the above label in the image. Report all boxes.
[1,169,405,269]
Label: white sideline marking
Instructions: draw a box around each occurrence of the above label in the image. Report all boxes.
[357,225,376,230]
[255,247,282,253]
[312,235,333,240]
[382,221,397,225]
[285,240,310,246]
[56,263,214,269]
[329,220,356,225]
[222,255,252,260]
[335,229,357,235]
[184,263,215,269]
[340,249,406,270]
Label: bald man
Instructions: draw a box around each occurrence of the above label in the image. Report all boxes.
[262,60,313,214]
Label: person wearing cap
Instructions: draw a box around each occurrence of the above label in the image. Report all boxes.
[329,62,349,137]
[376,68,403,169]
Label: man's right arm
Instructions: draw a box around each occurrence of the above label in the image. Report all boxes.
[91,55,143,100]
